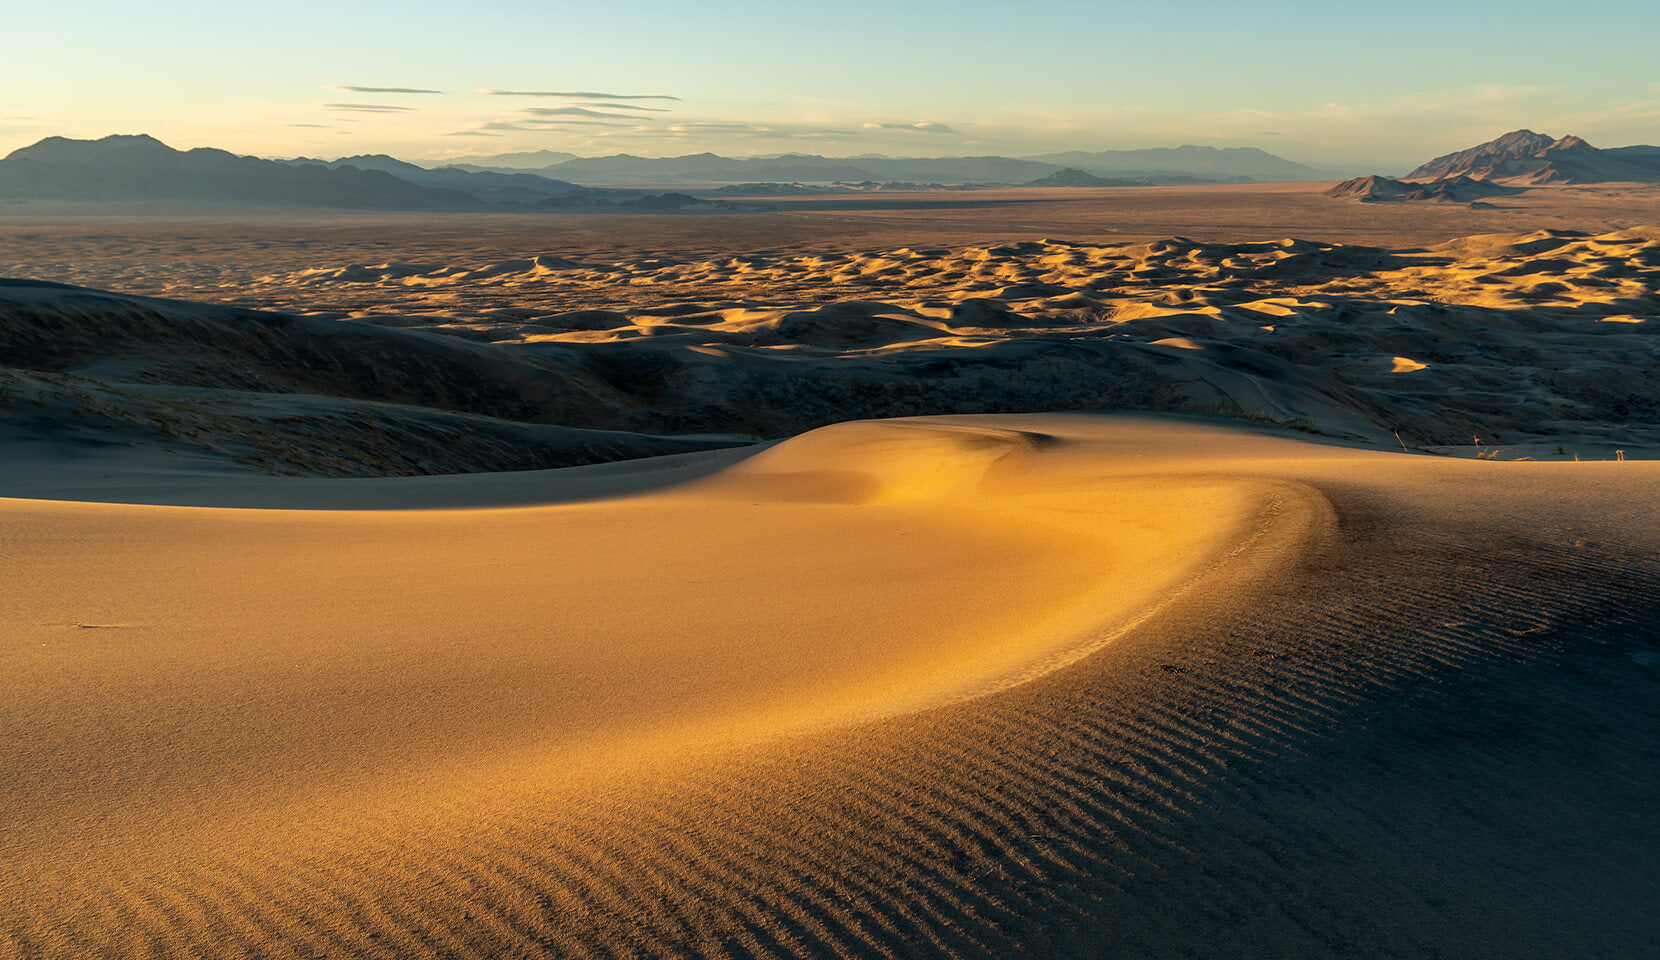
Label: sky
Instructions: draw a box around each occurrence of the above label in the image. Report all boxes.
[4,0,1659,171]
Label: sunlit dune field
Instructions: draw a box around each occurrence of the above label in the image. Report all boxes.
[7,182,1660,310]
[4,183,1660,958]
[3,186,1658,486]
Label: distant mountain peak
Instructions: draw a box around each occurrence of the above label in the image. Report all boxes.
[1404,128,1658,185]
[1022,144,1318,181]
[0,133,484,209]
[1021,168,1135,188]
[1325,173,1513,203]
[8,132,178,163]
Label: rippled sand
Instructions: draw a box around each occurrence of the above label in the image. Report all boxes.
[5,415,1659,958]
[4,184,1659,957]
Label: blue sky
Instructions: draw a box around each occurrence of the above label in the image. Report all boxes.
[4,0,1657,169]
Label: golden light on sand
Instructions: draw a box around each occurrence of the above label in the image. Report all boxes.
[5,169,1660,955]
[5,414,1658,957]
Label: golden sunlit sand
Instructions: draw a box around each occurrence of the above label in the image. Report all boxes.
[5,413,1659,957]
[8,0,1660,944]
[4,183,1660,957]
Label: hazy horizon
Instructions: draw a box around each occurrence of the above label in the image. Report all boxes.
[6,0,1659,171]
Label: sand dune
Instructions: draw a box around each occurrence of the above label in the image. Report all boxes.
[4,421,1268,849]
[4,197,1660,955]
[200,225,1660,456]
[6,226,1658,489]
[4,413,1658,957]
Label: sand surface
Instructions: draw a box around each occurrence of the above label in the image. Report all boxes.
[8,182,1660,306]
[4,413,1659,958]
[4,185,1659,956]
[4,214,1658,489]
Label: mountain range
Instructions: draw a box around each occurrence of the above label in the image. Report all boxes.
[29,131,1659,212]
[1323,174,1516,204]
[0,135,1333,210]
[444,145,1323,185]
[0,135,482,209]
[0,136,729,211]
[280,154,584,204]
[1327,130,1660,202]
[1405,130,1660,184]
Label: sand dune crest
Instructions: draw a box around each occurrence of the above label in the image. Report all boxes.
[1,418,1274,874]
[5,414,1659,957]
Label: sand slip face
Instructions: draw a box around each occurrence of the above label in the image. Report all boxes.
[1,420,1267,875]
[6,414,1658,959]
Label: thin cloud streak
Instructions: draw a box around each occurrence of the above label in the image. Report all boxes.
[578,103,672,112]
[482,120,629,130]
[659,121,859,140]
[480,89,681,101]
[325,103,417,113]
[329,85,442,94]
[862,121,957,134]
[521,106,645,120]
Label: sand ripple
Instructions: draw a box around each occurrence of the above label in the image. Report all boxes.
[5,415,1658,957]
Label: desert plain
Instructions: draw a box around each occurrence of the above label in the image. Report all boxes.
[4,181,1660,959]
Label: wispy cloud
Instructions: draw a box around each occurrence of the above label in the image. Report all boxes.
[662,121,857,140]
[483,119,629,130]
[445,130,500,137]
[329,85,442,94]
[0,113,49,138]
[325,103,416,113]
[288,123,332,128]
[525,120,634,128]
[862,121,956,134]
[521,106,645,121]
[578,102,671,113]
[480,89,681,101]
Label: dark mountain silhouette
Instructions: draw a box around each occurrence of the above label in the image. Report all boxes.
[443,148,580,170]
[845,156,1058,182]
[284,154,584,204]
[1326,129,1660,203]
[456,147,1318,186]
[1606,144,1660,167]
[1405,130,1660,184]
[3,134,1334,209]
[1021,168,1140,187]
[1325,174,1516,203]
[538,153,883,184]
[1025,145,1321,181]
[0,135,482,209]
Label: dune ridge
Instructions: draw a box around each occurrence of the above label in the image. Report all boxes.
[1,420,1279,852]
[4,227,1658,494]
[5,414,1658,958]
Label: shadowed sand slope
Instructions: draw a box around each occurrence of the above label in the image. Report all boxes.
[4,414,1658,958]
[6,226,1660,485]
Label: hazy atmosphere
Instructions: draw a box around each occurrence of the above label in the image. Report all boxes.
[6,0,1660,169]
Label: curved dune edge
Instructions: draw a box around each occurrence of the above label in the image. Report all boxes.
[1,418,1302,869]
[11,414,1655,959]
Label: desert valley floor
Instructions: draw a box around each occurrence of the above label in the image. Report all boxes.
[3,182,1659,958]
